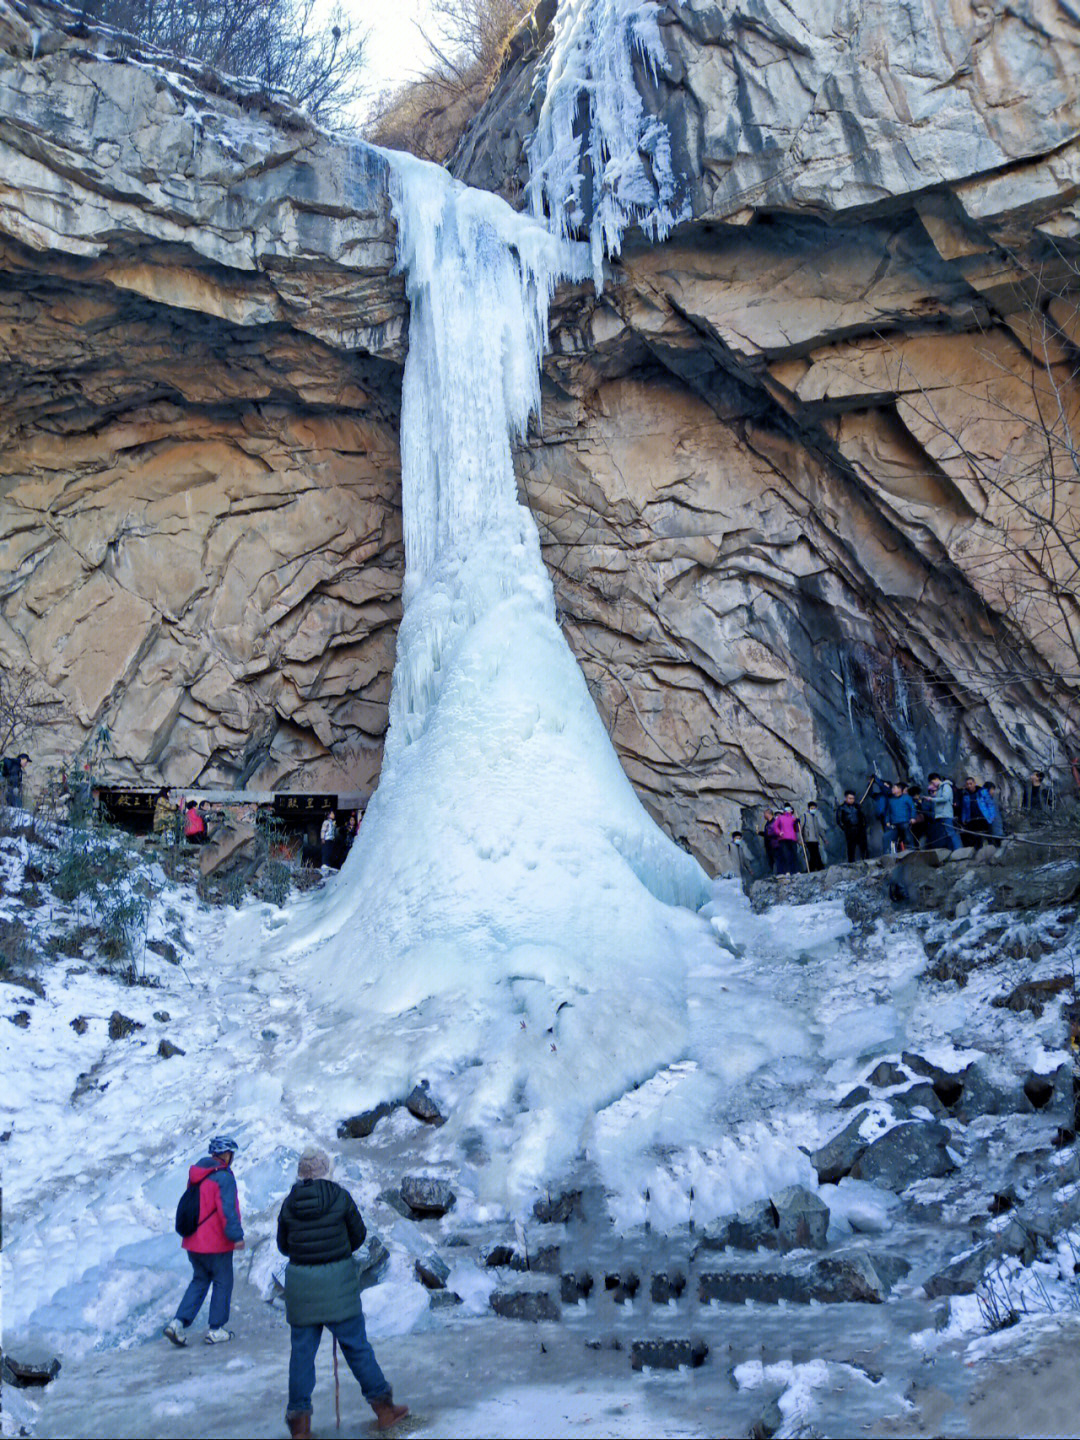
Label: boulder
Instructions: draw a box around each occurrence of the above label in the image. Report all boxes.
[356,1235,390,1291]
[415,1253,450,1290]
[696,1199,779,1253]
[954,1063,1014,1122]
[400,1176,456,1217]
[988,862,1080,912]
[157,1039,185,1059]
[850,1122,956,1189]
[429,1289,463,1310]
[890,1082,948,1117]
[405,1082,445,1126]
[772,1185,830,1251]
[866,1060,908,1088]
[2,1351,61,1387]
[809,1113,870,1184]
[338,1102,398,1139]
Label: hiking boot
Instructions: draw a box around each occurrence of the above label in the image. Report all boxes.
[370,1395,409,1429]
[163,1320,187,1347]
[286,1414,311,1439]
[204,1327,234,1344]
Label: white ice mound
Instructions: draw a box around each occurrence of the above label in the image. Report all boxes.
[285,149,714,1203]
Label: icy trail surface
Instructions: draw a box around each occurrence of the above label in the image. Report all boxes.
[279,147,715,1209]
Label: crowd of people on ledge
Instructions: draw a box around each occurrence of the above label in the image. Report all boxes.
[729,767,1067,881]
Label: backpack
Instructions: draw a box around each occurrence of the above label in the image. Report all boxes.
[175,1174,214,1237]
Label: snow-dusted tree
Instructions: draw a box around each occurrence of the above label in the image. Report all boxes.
[78,0,366,122]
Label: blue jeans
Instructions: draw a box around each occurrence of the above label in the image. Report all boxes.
[287,1308,390,1418]
[932,817,961,851]
[176,1250,233,1329]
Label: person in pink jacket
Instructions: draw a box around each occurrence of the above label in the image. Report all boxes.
[771,806,801,876]
[164,1135,245,1346]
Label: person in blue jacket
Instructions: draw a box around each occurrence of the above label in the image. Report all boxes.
[983,782,1005,845]
[882,781,918,853]
[958,776,999,850]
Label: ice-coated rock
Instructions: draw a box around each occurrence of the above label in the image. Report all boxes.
[414,1253,451,1290]
[338,1103,399,1140]
[772,1185,829,1251]
[400,1176,456,1217]
[850,1122,956,1189]
[809,1113,870,1185]
[405,1082,446,1126]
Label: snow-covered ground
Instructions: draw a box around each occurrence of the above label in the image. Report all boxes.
[5,816,1080,1437]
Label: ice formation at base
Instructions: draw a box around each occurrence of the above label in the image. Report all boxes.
[286,148,715,1203]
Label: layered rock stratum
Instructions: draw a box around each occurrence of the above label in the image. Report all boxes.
[2,0,1079,867]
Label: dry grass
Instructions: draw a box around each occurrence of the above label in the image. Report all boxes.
[365,0,539,164]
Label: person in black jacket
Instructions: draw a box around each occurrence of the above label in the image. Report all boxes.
[834,790,869,863]
[277,1148,407,1438]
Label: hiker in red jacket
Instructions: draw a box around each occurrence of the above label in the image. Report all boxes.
[164,1135,244,1346]
[183,800,207,843]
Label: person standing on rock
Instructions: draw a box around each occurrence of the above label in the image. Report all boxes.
[882,781,918,853]
[165,1135,244,1346]
[983,782,1005,845]
[772,805,800,875]
[925,774,961,851]
[319,810,338,868]
[759,808,779,876]
[801,802,827,871]
[278,1147,408,1437]
[835,790,869,863]
[958,776,997,850]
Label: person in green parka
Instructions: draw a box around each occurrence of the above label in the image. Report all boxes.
[277,1148,408,1438]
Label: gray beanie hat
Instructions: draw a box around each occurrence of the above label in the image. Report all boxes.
[297,1147,332,1180]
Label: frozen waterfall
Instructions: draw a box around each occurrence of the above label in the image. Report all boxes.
[282,8,717,1206]
[283,142,716,1201]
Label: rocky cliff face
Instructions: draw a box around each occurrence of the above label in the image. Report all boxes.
[2,0,1079,868]
[0,0,406,793]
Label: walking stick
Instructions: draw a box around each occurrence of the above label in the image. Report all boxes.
[333,1335,341,1430]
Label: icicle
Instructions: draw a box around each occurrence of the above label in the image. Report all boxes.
[525,0,689,287]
